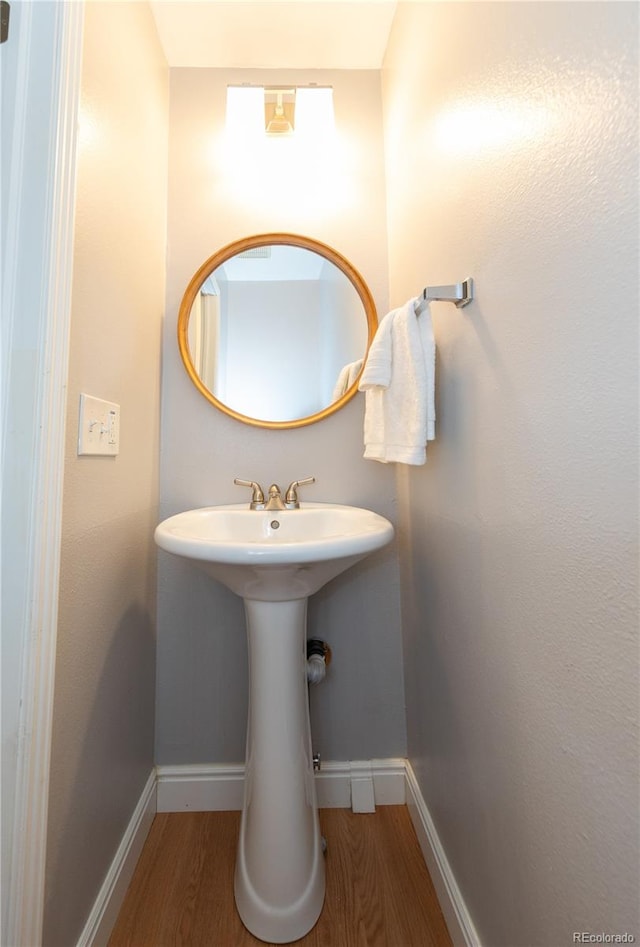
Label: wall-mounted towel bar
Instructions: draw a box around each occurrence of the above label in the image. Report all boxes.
[415,278,474,314]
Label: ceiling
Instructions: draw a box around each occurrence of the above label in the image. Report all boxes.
[149,1,398,69]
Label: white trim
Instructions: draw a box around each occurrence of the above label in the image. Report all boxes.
[157,763,246,812]
[2,4,84,946]
[404,761,482,947]
[76,772,157,947]
[156,759,407,813]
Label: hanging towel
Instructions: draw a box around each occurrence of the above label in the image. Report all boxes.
[331,358,364,401]
[358,297,435,464]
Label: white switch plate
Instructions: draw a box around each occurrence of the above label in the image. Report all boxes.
[78,393,120,456]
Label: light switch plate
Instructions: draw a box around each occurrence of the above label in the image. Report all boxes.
[78,393,120,456]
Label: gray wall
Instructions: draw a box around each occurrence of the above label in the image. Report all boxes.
[43,5,168,945]
[156,68,406,766]
[383,3,639,945]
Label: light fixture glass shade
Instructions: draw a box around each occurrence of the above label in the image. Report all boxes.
[295,88,335,139]
[226,86,265,140]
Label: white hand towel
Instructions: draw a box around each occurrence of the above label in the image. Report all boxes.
[358,297,435,464]
[331,358,364,401]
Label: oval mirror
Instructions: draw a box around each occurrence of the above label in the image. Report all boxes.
[177,233,377,428]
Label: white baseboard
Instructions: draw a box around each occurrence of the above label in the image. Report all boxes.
[155,759,407,812]
[156,763,245,812]
[79,760,478,947]
[404,761,481,947]
[76,771,157,947]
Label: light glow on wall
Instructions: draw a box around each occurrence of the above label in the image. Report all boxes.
[432,98,552,156]
[77,101,102,155]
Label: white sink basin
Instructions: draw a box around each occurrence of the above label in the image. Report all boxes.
[155,502,394,601]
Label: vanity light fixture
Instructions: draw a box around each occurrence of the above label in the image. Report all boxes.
[227,84,334,138]
[264,87,296,135]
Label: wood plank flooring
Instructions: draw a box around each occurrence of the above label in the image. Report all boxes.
[108,807,453,947]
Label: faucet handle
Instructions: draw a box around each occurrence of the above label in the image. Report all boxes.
[234,479,265,510]
[285,477,315,509]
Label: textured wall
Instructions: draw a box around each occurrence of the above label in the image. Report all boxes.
[43,5,168,945]
[156,68,405,765]
[383,2,638,945]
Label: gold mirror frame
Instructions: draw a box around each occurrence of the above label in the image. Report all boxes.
[177,233,378,429]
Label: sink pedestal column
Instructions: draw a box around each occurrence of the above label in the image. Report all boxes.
[234,598,325,943]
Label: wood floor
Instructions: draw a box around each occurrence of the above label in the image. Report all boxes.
[108,807,453,947]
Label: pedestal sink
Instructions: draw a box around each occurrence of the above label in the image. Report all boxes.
[155,502,394,943]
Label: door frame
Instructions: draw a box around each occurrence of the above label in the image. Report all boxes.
[1,2,84,944]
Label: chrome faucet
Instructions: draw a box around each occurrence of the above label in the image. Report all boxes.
[234,477,315,510]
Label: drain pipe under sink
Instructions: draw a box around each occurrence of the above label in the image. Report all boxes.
[306,638,331,685]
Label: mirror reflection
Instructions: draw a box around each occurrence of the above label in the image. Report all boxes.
[178,235,377,428]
